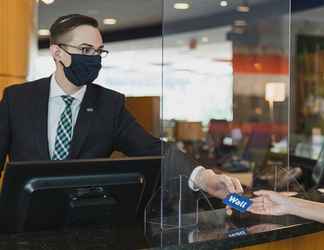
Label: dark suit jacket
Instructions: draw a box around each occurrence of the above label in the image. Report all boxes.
[0,77,195,181]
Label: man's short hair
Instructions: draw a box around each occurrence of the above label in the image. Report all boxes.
[49,14,99,45]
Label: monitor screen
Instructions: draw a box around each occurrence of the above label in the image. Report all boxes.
[294,142,322,160]
[0,156,161,233]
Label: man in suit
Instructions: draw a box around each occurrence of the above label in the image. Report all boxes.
[0,14,242,199]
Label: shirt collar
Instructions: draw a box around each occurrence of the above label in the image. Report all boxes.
[49,75,87,103]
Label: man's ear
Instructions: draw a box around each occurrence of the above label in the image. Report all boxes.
[49,44,62,62]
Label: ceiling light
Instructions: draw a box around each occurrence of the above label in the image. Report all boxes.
[41,0,55,5]
[103,18,117,25]
[38,29,50,36]
[174,3,190,10]
[202,37,209,43]
[220,1,228,7]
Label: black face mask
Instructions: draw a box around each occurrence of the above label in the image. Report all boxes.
[60,50,102,87]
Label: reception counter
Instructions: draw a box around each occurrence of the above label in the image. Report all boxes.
[0,201,324,250]
[145,208,324,250]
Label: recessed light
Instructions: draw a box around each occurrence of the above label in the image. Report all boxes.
[174,3,190,10]
[38,29,50,36]
[103,18,117,25]
[202,37,209,43]
[220,1,228,7]
[41,0,55,5]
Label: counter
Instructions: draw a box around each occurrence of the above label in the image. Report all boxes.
[0,202,324,250]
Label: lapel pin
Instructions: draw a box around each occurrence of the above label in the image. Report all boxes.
[86,108,94,112]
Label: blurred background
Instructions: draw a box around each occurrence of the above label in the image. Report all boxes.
[3,0,324,194]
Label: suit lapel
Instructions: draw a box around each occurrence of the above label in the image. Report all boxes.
[69,84,97,159]
[35,77,51,160]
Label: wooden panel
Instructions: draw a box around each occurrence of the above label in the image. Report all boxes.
[0,76,25,99]
[235,230,324,250]
[126,96,160,137]
[0,0,34,96]
[0,0,34,181]
[110,96,160,158]
[175,121,204,141]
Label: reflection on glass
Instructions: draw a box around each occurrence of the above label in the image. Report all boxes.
[291,4,324,192]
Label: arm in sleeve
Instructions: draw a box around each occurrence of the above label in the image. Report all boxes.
[112,95,199,189]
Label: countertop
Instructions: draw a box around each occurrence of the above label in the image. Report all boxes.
[0,192,323,250]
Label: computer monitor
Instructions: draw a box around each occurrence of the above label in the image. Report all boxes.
[295,142,322,160]
[0,156,161,233]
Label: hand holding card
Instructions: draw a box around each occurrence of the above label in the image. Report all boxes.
[223,193,252,213]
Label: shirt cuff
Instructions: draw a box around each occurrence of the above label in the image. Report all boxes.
[188,166,206,191]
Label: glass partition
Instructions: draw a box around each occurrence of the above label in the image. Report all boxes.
[145,0,294,246]
[147,0,292,238]
[162,0,291,190]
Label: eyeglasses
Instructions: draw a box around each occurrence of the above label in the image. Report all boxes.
[58,43,109,58]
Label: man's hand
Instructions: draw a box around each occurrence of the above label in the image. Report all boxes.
[196,169,243,199]
[247,190,293,216]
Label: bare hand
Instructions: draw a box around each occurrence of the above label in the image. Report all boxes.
[248,190,293,216]
[198,169,243,199]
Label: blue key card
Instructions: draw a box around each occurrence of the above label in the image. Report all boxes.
[223,193,252,213]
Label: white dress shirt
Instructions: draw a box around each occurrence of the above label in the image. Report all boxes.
[48,75,87,159]
[47,75,205,190]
